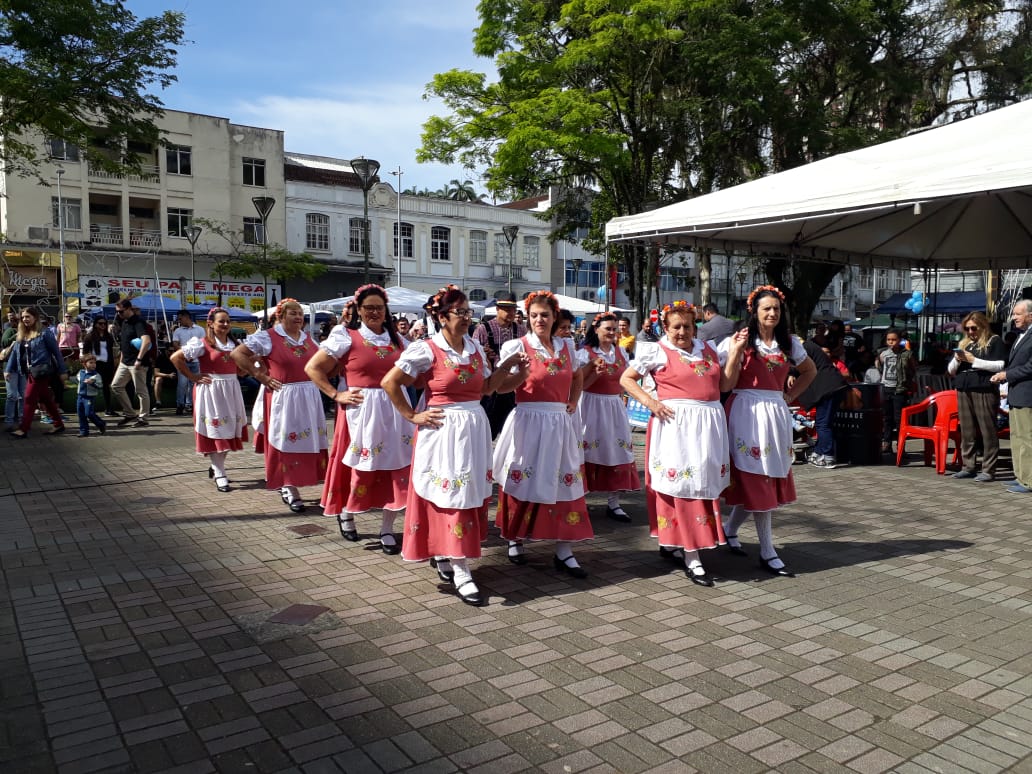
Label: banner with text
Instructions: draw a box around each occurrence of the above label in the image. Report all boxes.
[79,276,282,313]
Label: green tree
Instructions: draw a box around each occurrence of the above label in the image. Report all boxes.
[0,0,186,179]
[194,218,327,310]
[445,178,480,201]
[419,0,1032,330]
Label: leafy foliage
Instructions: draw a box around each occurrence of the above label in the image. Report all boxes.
[0,0,185,179]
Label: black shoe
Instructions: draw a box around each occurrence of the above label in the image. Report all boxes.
[455,581,485,606]
[337,518,359,541]
[116,416,135,427]
[430,558,454,583]
[45,426,66,435]
[175,406,184,416]
[553,554,588,579]
[289,500,306,513]
[104,411,119,417]
[724,535,748,557]
[507,544,527,565]
[380,534,400,555]
[606,507,631,523]
[659,546,683,563]
[132,419,149,428]
[209,466,215,479]
[759,557,795,577]
[686,567,714,587]
[97,424,106,435]
[215,476,231,493]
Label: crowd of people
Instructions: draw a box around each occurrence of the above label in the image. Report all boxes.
[4,288,1031,604]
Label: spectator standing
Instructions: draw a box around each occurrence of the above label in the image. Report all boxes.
[171,310,204,415]
[473,293,526,437]
[797,340,849,469]
[840,323,865,376]
[5,306,67,437]
[57,312,82,360]
[697,303,735,345]
[991,300,1032,493]
[2,310,17,334]
[636,318,658,345]
[617,316,636,358]
[877,328,916,454]
[75,353,107,436]
[110,299,152,428]
[949,311,1006,482]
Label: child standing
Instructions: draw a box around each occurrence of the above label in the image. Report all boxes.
[77,353,107,437]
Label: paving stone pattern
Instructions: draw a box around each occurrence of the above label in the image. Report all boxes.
[3,413,1032,773]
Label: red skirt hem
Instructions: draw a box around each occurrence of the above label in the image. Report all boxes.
[584,462,641,493]
[495,493,594,541]
[401,495,490,561]
[264,448,328,490]
[196,428,248,455]
[722,464,796,511]
[646,487,726,550]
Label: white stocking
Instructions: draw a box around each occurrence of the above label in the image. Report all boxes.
[380,509,400,547]
[209,452,227,479]
[753,511,783,567]
[723,505,749,547]
[683,549,705,576]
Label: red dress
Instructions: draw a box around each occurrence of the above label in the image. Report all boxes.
[494,337,593,542]
[193,338,248,455]
[724,347,797,511]
[580,345,641,493]
[321,329,410,516]
[643,342,728,550]
[402,340,492,560]
[258,329,328,489]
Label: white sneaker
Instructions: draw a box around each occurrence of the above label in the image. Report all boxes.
[810,455,838,469]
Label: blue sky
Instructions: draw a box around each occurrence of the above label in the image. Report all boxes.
[127,0,492,193]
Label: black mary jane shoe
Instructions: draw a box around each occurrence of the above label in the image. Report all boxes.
[289,500,306,513]
[380,534,401,556]
[724,535,749,557]
[215,476,231,493]
[455,581,485,607]
[606,507,632,523]
[430,558,454,583]
[337,518,359,542]
[685,567,715,587]
[507,545,528,565]
[759,557,795,578]
[553,555,588,579]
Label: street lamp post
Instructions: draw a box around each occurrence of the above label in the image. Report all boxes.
[735,270,747,315]
[502,225,519,296]
[55,167,66,316]
[350,157,381,284]
[251,196,276,325]
[390,166,402,286]
[571,257,583,300]
[185,224,202,305]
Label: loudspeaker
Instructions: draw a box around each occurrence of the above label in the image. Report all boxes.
[1021,287,1032,300]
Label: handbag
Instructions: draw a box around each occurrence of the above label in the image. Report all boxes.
[29,362,54,379]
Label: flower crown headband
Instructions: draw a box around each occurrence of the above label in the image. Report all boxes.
[661,300,696,318]
[354,283,386,300]
[207,306,229,323]
[428,284,460,313]
[276,297,300,317]
[592,312,618,327]
[523,289,556,311]
[746,285,785,314]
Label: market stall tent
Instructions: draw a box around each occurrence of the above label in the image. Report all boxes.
[605,100,1032,272]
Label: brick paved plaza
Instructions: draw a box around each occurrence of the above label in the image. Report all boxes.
[3,413,1032,773]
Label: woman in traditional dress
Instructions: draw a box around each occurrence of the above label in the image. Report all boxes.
[578,312,641,522]
[231,299,328,513]
[382,286,527,605]
[305,284,411,554]
[619,302,731,585]
[494,290,593,577]
[719,286,816,577]
[171,307,248,493]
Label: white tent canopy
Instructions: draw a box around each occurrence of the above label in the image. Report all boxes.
[483,292,632,316]
[606,100,1032,270]
[309,286,486,317]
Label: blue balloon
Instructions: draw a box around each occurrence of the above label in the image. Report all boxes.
[904,299,915,311]
[596,286,606,300]
[912,290,922,298]
[912,301,924,313]
[131,337,143,350]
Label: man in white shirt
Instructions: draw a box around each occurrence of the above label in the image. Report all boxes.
[171,310,205,415]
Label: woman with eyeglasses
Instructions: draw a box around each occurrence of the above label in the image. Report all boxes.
[382,286,527,605]
[305,284,412,553]
[949,312,1007,481]
[81,318,117,414]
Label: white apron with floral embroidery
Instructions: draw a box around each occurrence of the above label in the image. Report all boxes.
[342,387,413,471]
[726,388,794,478]
[267,381,327,454]
[649,398,729,499]
[411,400,493,509]
[493,402,586,504]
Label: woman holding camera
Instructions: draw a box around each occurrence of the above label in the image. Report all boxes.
[949,311,1006,481]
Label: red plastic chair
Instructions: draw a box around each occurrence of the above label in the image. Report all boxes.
[896,390,960,473]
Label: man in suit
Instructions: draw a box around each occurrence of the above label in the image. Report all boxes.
[991,299,1032,493]
[697,303,735,345]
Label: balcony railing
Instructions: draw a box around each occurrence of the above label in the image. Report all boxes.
[129,228,162,247]
[87,163,160,182]
[90,224,123,246]
[495,265,525,281]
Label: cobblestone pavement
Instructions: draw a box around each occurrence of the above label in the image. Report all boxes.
[3,412,1032,774]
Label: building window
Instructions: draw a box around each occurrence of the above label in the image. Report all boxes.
[431,226,450,261]
[243,216,264,245]
[51,198,82,230]
[468,288,487,302]
[393,222,413,258]
[469,230,487,263]
[522,236,539,268]
[349,217,369,254]
[243,157,266,186]
[857,267,873,289]
[167,207,194,238]
[166,145,192,175]
[494,233,513,263]
[48,138,80,162]
[306,213,330,251]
